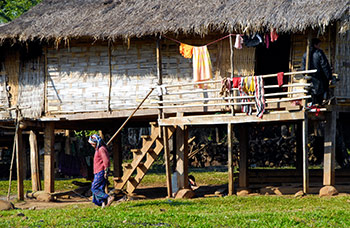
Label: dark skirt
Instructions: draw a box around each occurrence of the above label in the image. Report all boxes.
[91,170,109,206]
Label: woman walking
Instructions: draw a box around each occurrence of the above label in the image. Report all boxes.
[89,134,114,208]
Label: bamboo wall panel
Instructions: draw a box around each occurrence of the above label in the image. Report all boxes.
[17,56,45,118]
[46,38,231,114]
[0,62,10,118]
[4,50,19,108]
[335,29,350,97]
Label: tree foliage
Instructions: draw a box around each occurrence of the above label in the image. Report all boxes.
[0,0,41,23]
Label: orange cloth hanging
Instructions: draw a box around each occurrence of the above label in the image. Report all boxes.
[179,43,194,58]
[270,28,279,42]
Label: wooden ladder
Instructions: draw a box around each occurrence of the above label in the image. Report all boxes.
[114,122,175,193]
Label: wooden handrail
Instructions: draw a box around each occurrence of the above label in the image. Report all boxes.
[106,88,155,146]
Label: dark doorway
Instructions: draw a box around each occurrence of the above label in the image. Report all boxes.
[255,34,291,92]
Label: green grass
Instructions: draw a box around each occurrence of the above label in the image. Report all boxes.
[1,195,350,227]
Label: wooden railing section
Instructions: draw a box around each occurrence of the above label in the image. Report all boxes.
[150,70,316,115]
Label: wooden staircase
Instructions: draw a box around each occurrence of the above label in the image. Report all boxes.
[113,122,175,193]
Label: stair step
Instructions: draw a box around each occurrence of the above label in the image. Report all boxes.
[130,149,142,154]
[141,135,152,140]
[137,163,147,174]
[122,163,133,169]
[149,121,157,126]
[113,177,122,182]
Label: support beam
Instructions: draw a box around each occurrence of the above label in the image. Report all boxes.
[227,123,234,195]
[176,125,189,189]
[16,129,24,200]
[44,122,55,193]
[239,125,248,188]
[163,126,172,197]
[30,130,41,191]
[302,115,309,193]
[296,122,303,174]
[323,111,336,186]
[112,133,122,179]
[64,130,71,155]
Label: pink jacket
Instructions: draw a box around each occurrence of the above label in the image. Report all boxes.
[93,146,110,174]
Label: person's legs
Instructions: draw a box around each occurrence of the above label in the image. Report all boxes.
[91,171,109,206]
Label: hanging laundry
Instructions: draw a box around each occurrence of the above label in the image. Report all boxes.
[179,43,194,58]
[220,78,232,97]
[270,28,279,42]
[232,77,241,88]
[243,76,255,94]
[192,45,213,82]
[243,34,263,47]
[239,77,252,115]
[277,72,284,87]
[264,34,270,49]
[254,76,265,118]
[234,35,243,49]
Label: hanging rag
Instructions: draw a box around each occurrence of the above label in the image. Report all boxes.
[254,76,265,118]
[277,72,284,87]
[179,43,194,58]
[264,34,270,49]
[220,78,232,97]
[243,76,255,94]
[156,85,168,96]
[234,35,243,49]
[243,34,263,47]
[192,45,213,82]
[232,77,241,88]
[239,77,252,115]
[270,28,279,42]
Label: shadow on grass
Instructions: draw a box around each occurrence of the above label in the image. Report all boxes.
[128,200,193,208]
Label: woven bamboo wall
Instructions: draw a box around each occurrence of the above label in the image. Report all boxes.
[335,28,350,97]
[17,56,45,118]
[0,62,10,119]
[46,37,246,115]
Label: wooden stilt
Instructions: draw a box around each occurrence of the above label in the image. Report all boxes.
[64,130,71,155]
[323,111,336,186]
[163,126,172,197]
[16,128,24,200]
[112,133,122,180]
[296,122,303,174]
[239,125,248,188]
[176,125,189,189]
[44,122,55,193]
[30,130,41,191]
[227,123,234,195]
[302,115,309,193]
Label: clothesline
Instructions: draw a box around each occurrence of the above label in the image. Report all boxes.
[163,34,241,47]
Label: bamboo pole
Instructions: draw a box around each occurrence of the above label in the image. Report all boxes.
[107,41,113,112]
[106,88,155,146]
[164,70,317,88]
[146,96,311,109]
[151,90,308,104]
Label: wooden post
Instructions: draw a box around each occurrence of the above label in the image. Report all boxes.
[112,133,122,179]
[229,34,235,115]
[302,115,309,193]
[30,130,41,191]
[156,37,163,119]
[176,125,189,189]
[16,128,24,200]
[64,130,70,155]
[44,122,55,193]
[239,125,248,188]
[323,111,336,186]
[296,122,303,174]
[163,126,172,197]
[107,41,113,112]
[227,123,234,195]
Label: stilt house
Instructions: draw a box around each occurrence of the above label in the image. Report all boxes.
[0,0,349,199]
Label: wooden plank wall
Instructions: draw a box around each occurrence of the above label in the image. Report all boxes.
[335,27,350,97]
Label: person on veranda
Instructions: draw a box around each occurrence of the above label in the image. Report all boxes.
[302,38,333,106]
[89,134,114,208]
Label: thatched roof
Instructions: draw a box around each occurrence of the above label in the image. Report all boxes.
[0,0,349,42]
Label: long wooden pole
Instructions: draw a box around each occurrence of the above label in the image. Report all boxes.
[7,120,18,201]
[108,41,113,112]
[106,87,155,146]
[30,130,41,191]
[163,126,172,197]
[227,123,234,195]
